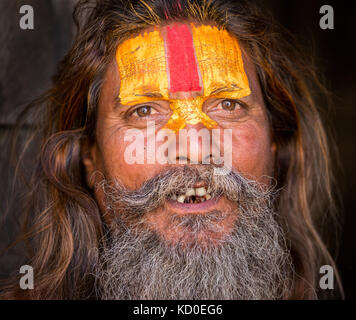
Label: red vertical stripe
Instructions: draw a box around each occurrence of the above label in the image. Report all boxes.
[165,24,201,93]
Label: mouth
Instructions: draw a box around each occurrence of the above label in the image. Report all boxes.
[166,182,221,214]
[169,180,213,203]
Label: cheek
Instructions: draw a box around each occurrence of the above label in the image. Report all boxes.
[230,121,274,180]
[96,126,171,190]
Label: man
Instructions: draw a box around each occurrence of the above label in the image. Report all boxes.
[0,0,342,299]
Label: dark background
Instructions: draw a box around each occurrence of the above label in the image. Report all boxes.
[0,0,355,298]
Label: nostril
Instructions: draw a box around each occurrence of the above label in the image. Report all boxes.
[202,153,213,165]
[211,155,224,166]
[175,155,188,164]
[176,155,188,161]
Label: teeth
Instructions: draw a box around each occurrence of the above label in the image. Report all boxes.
[185,188,195,197]
[170,187,212,203]
[195,187,207,196]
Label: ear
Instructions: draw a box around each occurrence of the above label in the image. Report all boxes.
[81,138,100,189]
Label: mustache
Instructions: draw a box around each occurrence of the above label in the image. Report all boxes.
[97,165,277,218]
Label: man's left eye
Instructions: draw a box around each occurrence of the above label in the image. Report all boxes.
[219,99,241,111]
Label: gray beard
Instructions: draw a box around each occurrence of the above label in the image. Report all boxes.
[94,166,294,300]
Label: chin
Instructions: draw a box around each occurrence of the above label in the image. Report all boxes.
[146,209,237,250]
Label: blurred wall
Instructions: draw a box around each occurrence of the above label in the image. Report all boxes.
[0,0,76,277]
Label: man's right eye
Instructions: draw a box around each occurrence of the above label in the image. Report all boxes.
[133,105,155,117]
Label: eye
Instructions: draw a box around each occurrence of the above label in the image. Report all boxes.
[219,99,240,111]
[134,105,156,117]
[206,98,248,122]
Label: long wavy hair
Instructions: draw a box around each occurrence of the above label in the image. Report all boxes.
[0,0,342,299]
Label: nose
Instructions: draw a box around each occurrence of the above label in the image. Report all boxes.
[170,123,213,165]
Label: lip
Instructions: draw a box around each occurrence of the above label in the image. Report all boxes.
[166,196,221,215]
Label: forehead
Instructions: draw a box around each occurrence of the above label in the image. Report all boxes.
[116,23,251,104]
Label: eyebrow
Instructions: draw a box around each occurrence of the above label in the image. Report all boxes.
[114,86,244,107]
[209,84,242,95]
[113,92,164,108]
[134,92,164,98]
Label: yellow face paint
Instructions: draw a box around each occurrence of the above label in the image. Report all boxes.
[116,30,168,106]
[116,24,251,132]
[191,24,251,101]
[166,96,217,131]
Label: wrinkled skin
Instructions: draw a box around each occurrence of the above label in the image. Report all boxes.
[82,24,276,245]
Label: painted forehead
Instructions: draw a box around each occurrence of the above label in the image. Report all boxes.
[116,23,251,105]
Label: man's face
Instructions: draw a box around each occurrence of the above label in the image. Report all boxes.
[83,23,293,299]
[84,23,275,245]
